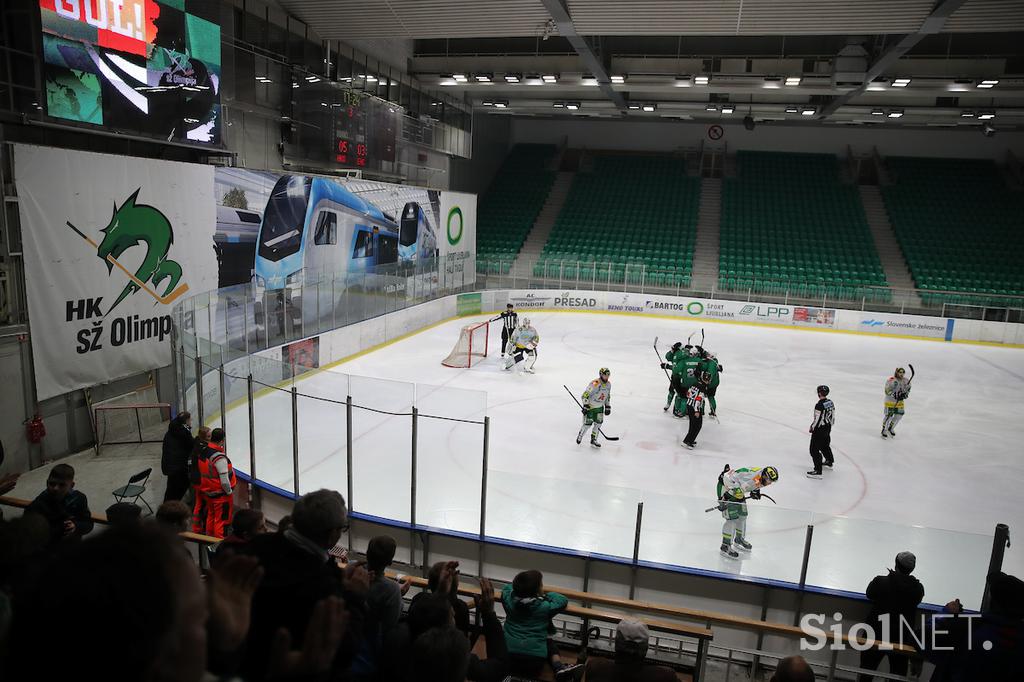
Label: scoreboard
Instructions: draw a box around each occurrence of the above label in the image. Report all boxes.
[330,89,396,169]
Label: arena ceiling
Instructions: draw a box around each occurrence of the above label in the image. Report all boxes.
[278,0,1024,129]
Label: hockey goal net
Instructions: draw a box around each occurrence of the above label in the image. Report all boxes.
[442,321,490,368]
[94,403,173,450]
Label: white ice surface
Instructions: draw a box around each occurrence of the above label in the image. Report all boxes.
[225,311,1024,609]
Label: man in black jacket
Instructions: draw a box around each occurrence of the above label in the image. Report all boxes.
[240,488,368,681]
[161,411,194,501]
[858,551,924,681]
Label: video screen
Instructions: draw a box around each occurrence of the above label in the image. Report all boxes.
[39,0,221,144]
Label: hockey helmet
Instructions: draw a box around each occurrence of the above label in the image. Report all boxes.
[762,466,779,483]
[520,317,531,327]
[688,346,701,357]
[698,370,712,385]
[817,385,830,396]
[894,367,906,377]
[599,367,611,378]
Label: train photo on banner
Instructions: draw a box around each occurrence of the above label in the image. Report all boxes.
[400,201,438,262]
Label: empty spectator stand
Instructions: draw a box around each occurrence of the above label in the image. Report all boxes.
[476,145,558,275]
[533,154,699,289]
[882,156,1024,309]
[719,151,889,302]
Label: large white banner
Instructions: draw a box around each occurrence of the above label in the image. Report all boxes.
[16,144,218,400]
[439,190,477,289]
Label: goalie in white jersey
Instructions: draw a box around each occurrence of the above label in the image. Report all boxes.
[503,318,539,373]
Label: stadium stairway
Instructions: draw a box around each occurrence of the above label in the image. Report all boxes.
[859,185,922,309]
[689,178,721,294]
[511,171,575,277]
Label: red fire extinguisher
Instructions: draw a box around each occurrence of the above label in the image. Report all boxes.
[25,414,46,444]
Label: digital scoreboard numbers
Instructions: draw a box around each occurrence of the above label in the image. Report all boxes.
[335,138,368,167]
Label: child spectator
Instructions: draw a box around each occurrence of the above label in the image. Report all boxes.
[501,569,582,680]
[155,500,193,533]
[105,502,142,527]
[25,463,93,544]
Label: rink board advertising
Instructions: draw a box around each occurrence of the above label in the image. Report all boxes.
[39,0,222,144]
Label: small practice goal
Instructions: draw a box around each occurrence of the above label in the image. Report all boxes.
[442,320,490,368]
[94,403,173,451]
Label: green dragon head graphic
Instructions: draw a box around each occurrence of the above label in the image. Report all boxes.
[96,189,183,313]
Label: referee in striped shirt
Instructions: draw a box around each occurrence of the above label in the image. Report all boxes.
[493,303,518,357]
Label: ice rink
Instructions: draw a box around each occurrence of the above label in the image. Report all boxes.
[226,311,1024,608]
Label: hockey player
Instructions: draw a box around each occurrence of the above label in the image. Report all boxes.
[698,349,723,418]
[882,367,911,438]
[492,303,518,357]
[717,465,779,559]
[806,385,835,479]
[576,368,611,448]
[667,346,702,418]
[661,341,685,412]
[681,370,710,449]
[504,317,539,373]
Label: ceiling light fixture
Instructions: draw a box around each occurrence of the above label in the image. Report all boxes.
[977,111,996,120]
[721,104,735,114]
[960,110,975,118]
[706,104,718,111]
[694,75,710,85]
[452,73,468,82]
[582,75,599,86]
[977,79,999,88]
[785,76,802,86]
[675,75,692,87]
[785,106,799,114]
[801,107,816,116]
[892,77,911,87]
[553,101,565,108]
[871,109,885,116]
[887,110,904,118]
[566,102,580,110]
[542,74,558,83]
[642,103,656,112]
[504,73,521,83]
[610,75,625,84]
[627,103,640,110]
[493,100,508,108]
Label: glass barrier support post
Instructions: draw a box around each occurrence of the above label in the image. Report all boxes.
[195,356,205,426]
[826,648,839,682]
[629,501,643,599]
[218,366,227,434]
[793,524,815,626]
[170,324,179,408]
[982,523,1011,612]
[346,396,354,514]
[247,374,257,510]
[291,387,299,498]
[479,415,490,575]
[178,346,186,409]
[410,406,419,567]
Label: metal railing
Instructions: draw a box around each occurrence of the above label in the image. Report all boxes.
[474,257,1024,321]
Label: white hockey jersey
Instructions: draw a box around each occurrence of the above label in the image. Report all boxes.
[511,326,539,349]
[719,467,767,501]
[885,376,911,402]
[582,379,611,409]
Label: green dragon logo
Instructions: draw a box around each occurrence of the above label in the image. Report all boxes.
[68,188,189,314]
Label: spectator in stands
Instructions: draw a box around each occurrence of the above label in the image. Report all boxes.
[924,571,1024,682]
[216,508,267,561]
[409,560,472,636]
[584,618,675,681]
[239,489,369,681]
[772,655,816,682]
[105,501,143,527]
[162,410,194,501]
[276,514,293,533]
[502,569,582,681]
[0,513,49,645]
[366,535,412,635]
[156,500,193,533]
[186,425,211,508]
[858,551,924,681]
[25,463,93,544]
[193,428,236,538]
[382,564,508,682]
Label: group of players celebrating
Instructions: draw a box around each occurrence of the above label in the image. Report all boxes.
[486,305,914,560]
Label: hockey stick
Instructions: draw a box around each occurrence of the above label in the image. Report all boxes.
[700,328,705,347]
[653,336,671,380]
[704,493,776,513]
[563,384,619,441]
[908,363,915,384]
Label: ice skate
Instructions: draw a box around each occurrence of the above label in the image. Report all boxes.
[576,433,583,445]
[720,543,739,559]
[590,435,601,448]
[683,441,696,450]
[806,469,822,479]
[887,426,896,438]
[880,429,888,438]
[734,536,752,551]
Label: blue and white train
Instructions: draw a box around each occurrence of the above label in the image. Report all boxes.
[254,174,433,291]
[399,201,438,262]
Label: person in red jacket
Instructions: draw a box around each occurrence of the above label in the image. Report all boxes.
[194,428,236,538]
